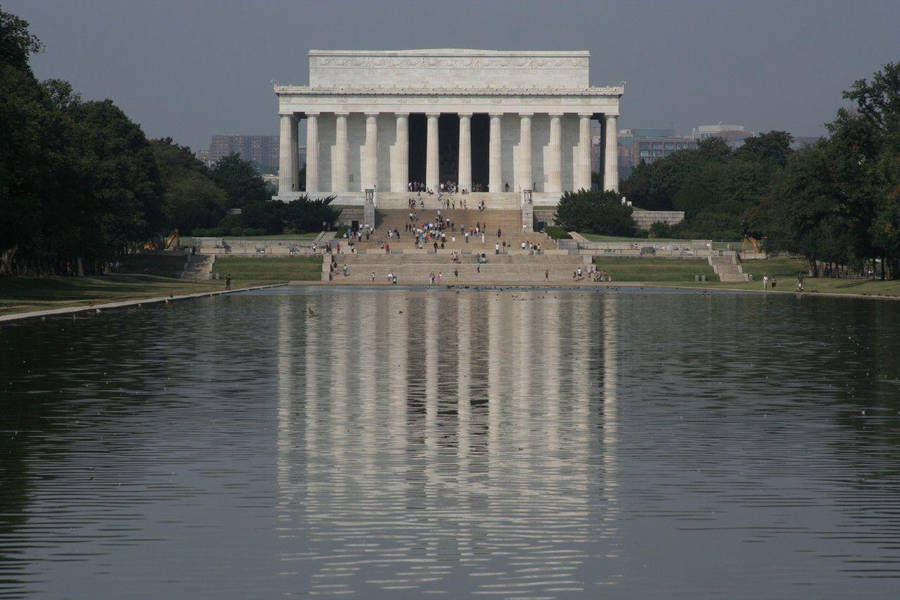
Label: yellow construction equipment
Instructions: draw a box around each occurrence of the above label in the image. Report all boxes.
[742,236,762,254]
[143,230,180,251]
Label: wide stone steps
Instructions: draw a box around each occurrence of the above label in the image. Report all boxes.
[376,192,522,210]
[709,255,748,282]
[338,253,580,264]
[182,254,214,280]
[333,262,588,284]
[341,208,554,253]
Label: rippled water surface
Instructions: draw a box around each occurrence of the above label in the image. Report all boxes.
[1,287,899,598]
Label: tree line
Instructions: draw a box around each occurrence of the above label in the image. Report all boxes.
[619,62,899,278]
[1,9,336,276]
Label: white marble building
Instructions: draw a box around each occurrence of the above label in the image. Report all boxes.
[274,49,623,207]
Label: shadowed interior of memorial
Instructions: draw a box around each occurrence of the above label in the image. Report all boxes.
[471,115,489,190]
[409,114,425,186]
[438,114,459,185]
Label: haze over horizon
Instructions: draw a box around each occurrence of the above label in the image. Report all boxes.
[7,0,898,151]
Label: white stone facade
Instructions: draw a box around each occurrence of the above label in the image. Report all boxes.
[275,49,623,206]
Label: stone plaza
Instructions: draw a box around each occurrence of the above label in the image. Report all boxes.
[273,49,624,210]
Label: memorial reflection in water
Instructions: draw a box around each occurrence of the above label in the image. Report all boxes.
[275,290,621,596]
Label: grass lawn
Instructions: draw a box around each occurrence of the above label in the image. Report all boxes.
[738,256,808,281]
[591,257,717,282]
[579,233,745,246]
[700,277,900,298]
[212,256,323,283]
[0,274,226,316]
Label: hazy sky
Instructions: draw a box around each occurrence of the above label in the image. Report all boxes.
[8,0,898,150]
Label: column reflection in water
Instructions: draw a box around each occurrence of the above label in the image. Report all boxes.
[359,296,377,485]
[277,290,620,597]
[276,299,294,514]
[512,293,531,477]
[486,293,502,492]
[602,293,622,564]
[424,293,438,511]
[456,293,472,564]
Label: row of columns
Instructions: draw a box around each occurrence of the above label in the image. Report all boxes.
[280,112,618,196]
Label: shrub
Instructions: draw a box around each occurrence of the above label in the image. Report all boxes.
[545,226,571,240]
[555,190,636,236]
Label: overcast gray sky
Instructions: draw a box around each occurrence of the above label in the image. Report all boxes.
[8,0,898,150]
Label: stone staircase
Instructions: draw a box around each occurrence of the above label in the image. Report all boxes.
[375,191,521,210]
[331,252,589,285]
[346,208,552,254]
[322,208,585,284]
[182,254,215,280]
[708,254,748,282]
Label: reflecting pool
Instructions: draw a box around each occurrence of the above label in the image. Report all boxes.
[1,287,899,598]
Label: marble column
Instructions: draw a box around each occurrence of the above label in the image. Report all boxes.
[547,113,562,193]
[305,112,319,193]
[458,113,472,193]
[393,113,409,192]
[364,113,378,190]
[334,113,349,192]
[489,113,502,193]
[604,114,619,192]
[578,114,592,191]
[519,113,532,192]
[278,114,298,195]
[426,113,439,192]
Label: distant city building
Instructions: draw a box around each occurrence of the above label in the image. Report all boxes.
[194,149,210,166]
[208,135,303,174]
[616,128,696,168]
[633,136,697,164]
[691,124,752,148]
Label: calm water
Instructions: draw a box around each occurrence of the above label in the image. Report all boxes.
[1,287,899,598]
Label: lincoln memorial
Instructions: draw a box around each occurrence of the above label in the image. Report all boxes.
[274,49,623,209]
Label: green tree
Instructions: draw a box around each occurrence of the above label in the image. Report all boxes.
[0,8,51,272]
[0,9,41,73]
[210,153,270,210]
[620,160,655,208]
[555,190,635,236]
[70,100,164,258]
[151,138,226,234]
[834,62,900,277]
[281,195,340,233]
[734,130,793,168]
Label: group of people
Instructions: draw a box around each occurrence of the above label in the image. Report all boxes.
[570,265,613,282]
[406,181,468,194]
[371,271,398,284]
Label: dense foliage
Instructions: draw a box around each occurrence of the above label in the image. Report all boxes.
[619,62,899,277]
[556,190,636,237]
[193,194,339,237]
[1,10,163,275]
[621,132,792,240]
[151,138,226,235]
[1,8,333,274]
